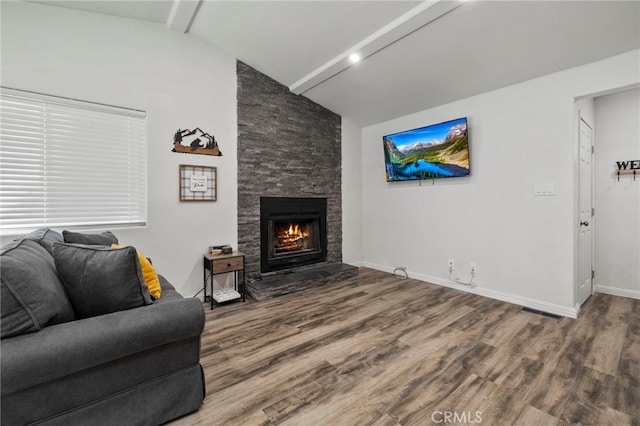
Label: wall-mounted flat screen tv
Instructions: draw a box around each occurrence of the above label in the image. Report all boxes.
[383,117,470,182]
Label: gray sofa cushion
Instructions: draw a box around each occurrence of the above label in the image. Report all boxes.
[0,239,75,338]
[21,228,64,255]
[53,243,152,318]
[62,230,118,246]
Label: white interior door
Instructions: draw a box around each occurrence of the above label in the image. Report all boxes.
[578,118,593,306]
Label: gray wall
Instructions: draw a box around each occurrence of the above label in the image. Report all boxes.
[237,61,342,279]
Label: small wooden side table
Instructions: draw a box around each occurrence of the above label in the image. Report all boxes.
[202,251,245,309]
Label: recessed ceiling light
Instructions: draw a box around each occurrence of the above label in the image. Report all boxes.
[349,53,361,63]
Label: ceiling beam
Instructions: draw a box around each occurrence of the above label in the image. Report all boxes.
[289,0,466,95]
[167,0,203,33]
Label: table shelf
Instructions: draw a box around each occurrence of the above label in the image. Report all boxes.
[212,288,242,303]
[203,251,245,309]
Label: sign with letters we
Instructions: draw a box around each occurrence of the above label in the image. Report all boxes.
[616,160,640,171]
[615,160,639,181]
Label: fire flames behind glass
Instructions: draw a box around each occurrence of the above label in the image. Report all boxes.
[274,221,312,254]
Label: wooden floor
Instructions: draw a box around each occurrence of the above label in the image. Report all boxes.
[172,268,639,426]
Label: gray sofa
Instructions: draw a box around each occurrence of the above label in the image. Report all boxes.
[1,229,206,425]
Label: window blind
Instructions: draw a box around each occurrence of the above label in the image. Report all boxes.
[0,88,147,235]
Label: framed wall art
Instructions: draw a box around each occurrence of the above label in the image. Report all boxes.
[179,164,217,201]
[172,127,222,156]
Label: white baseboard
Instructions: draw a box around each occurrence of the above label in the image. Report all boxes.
[595,285,640,300]
[361,262,579,319]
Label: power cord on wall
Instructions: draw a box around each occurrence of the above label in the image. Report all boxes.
[449,267,477,287]
[455,271,477,287]
[393,266,408,279]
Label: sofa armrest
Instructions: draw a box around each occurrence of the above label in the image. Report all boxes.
[1,296,204,395]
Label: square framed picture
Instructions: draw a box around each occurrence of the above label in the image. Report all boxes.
[179,164,217,201]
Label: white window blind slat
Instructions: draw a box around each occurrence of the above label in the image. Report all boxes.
[0,88,147,234]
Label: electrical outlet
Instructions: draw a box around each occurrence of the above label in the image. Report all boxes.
[448,259,455,272]
[470,263,477,274]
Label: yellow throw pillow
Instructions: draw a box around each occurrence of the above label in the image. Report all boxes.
[111,244,161,299]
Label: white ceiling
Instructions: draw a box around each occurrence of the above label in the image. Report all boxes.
[31,0,175,23]
[29,0,640,126]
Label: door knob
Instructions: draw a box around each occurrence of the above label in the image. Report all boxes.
[580,221,589,227]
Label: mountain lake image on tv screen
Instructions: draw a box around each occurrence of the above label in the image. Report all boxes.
[383,118,470,181]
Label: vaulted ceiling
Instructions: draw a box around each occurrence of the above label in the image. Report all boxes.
[30,1,640,126]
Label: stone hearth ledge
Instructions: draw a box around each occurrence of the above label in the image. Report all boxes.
[245,263,358,301]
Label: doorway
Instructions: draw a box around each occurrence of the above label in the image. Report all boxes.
[577,117,594,306]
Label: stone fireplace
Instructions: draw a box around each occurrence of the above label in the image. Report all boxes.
[237,61,356,299]
[260,197,327,273]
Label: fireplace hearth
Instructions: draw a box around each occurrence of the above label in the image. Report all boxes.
[260,197,327,274]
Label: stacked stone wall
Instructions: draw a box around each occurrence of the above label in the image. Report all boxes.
[237,61,342,279]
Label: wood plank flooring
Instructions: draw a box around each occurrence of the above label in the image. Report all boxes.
[171,268,639,426]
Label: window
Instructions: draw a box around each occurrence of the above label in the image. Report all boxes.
[0,88,147,235]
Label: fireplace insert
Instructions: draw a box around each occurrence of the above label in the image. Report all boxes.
[260,197,327,273]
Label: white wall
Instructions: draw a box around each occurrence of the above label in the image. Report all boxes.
[341,117,363,265]
[594,88,640,298]
[359,50,640,317]
[3,2,638,310]
[1,2,238,297]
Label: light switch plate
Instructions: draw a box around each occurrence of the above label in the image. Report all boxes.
[534,182,556,196]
